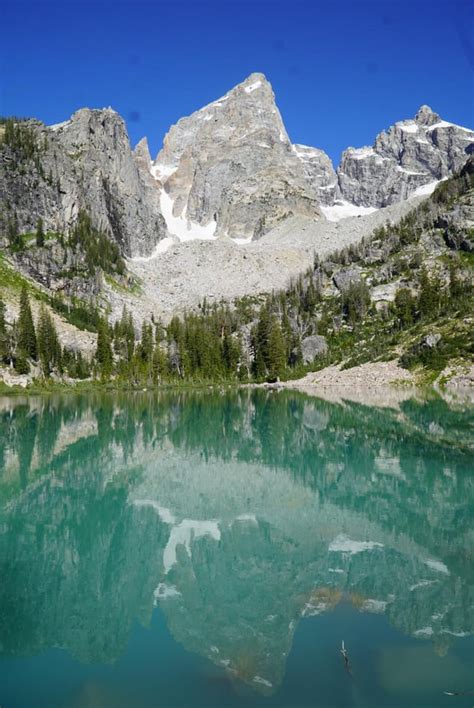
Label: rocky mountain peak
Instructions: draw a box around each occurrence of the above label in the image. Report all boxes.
[338,106,473,207]
[134,136,152,165]
[414,104,441,126]
[150,72,318,242]
[232,71,272,95]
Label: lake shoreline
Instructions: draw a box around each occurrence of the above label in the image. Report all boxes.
[1,359,473,406]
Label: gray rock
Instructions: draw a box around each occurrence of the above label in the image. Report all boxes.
[300,335,328,363]
[292,144,337,205]
[333,268,361,291]
[0,110,166,256]
[151,73,321,242]
[422,333,442,349]
[337,105,474,207]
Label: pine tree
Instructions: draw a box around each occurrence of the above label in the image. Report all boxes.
[0,296,8,362]
[418,269,440,319]
[267,316,286,380]
[17,286,37,359]
[7,214,22,252]
[95,319,113,377]
[394,288,416,328]
[35,217,45,247]
[37,306,61,374]
[152,345,168,383]
[449,262,463,299]
[253,304,271,378]
[342,281,371,324]
[223,331,241,375]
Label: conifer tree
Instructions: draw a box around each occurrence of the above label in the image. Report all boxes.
[17,286,37,359]
[35,217,45,247]
[0,296,8,362]
[267,316,286,380]
[7,214,22,252]
[253,304,271,378]
[418,269,439,319]
[37,306,61,374]
[95,319,113,377]
[394,288,416,328]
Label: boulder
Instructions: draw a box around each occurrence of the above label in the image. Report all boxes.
[300,335,328,363]
[333,268,361,291]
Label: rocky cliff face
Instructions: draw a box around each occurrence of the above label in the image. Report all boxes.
[151,73,321,242]
[0,109,166,256]
[337,105,474,207]
[1,75,473,274]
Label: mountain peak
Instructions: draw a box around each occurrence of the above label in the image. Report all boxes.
[415,104,441,126]
[240,71,269,86]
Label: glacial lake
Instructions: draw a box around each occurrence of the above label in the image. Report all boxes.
[0,389,473,708]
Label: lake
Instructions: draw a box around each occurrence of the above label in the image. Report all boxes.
[0,389,473,708]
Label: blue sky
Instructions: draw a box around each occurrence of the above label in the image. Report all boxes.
[1,0,472,165]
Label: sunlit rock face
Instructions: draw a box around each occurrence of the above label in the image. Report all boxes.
[0,391,472,693]
[0,109,167,257]
[338,105,474,207]
[151,73,321,242]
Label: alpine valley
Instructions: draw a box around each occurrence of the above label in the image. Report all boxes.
[0,72,473,390]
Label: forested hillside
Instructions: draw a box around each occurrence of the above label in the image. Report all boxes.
[1,157,472,388]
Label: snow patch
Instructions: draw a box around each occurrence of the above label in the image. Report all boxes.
[292,144,323,159]
[130,236,175,262]
[409,579,437,591]
[397,166,429,176]
[253,676,272,688]
[160,190,217,241]
[328,568,345,574]
[132,499,176,524]
[411,180,444,197]
[424,559,450,575]
[151,162,178,181]
[232,235,253,245]
[163,519,221,573]
[49,120,70,132]
[302,602,330,617]
[398,121,419,134]
[154,582,181,601]
[210,96,228,108]
[440,630,470,637]
[426,120,473,133]
[347,146,375,159]
[235,513,258,524]
[361,599,387,614]
[414,626,434,637]
[244,80,262,94]
[320,201,378,222]
[329,534,383,554]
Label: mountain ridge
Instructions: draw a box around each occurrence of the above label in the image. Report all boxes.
[1,72,472,260]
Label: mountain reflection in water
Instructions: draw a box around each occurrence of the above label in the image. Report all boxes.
[0,389,473,708]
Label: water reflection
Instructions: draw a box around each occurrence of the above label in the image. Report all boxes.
[0,390,473,698]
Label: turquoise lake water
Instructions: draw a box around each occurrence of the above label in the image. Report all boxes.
[0,389,473,708]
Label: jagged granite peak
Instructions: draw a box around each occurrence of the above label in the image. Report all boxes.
[134,136,152,165]
[292,144,337,205]
[151,72,321,242]
[0,108,166,257]
[414,104,441,127]
[338,105,474,207]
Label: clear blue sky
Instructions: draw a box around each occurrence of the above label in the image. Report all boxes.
[1,0,472,166]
